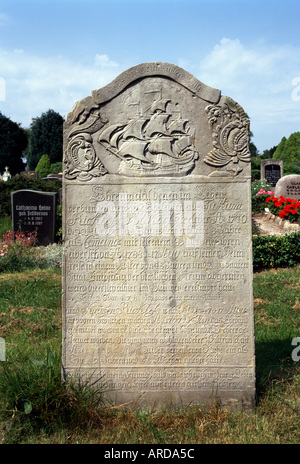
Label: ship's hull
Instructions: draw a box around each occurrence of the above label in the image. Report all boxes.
[118,158,196,177]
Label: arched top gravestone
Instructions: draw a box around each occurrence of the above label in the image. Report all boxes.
[62,63,255,411]
[64,62,251,180]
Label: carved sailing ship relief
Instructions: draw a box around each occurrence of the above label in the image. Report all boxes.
[97,90,198,177]
[63,73,251,180]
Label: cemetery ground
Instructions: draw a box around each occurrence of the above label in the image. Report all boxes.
[0,261,300,443]
[0,182,299,444]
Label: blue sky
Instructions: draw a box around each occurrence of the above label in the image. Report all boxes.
[0,0,299,153]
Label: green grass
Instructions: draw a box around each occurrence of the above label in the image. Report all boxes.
[0,215,12,237]
[0,266,300,443]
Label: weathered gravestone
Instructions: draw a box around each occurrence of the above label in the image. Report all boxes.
[261,159,283,186]
[11,190,57,246]
[274,174,300,201]
[62,62,255,411]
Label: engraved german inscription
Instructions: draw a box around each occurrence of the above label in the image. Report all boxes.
[63,62,255,411]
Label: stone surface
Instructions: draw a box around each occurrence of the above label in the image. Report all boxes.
[11,189,57,246]
[274,174,300,201]
[260,159,283,186]
[252,212,300,236]
[62,62,255,411]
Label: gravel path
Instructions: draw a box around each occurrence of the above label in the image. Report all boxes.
[252,212,300,236]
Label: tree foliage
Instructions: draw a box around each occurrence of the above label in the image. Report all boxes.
[249,141,259,157]
[0,112,28,175]
[261,145,277,160]
[35,154,51,179]
[273,132,300,163]
[27,109,64,170]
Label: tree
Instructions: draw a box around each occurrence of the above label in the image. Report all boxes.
[0,112,27,175]
[35,154,51,179]
[249,141,259,158]
[27,109,64,170]
[261,145,277,160]
[273,132,300,164]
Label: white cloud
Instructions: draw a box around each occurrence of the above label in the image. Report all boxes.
[0,39,299,153]
[0,49,121,126]
[199,38,297,94]
[196,38,300,151]
[94,54,119,68]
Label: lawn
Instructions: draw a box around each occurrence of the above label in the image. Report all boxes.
[0,265,300,444]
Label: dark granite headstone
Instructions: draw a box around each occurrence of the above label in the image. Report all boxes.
[260,159,283,186]
[11,190,57,246]
[265,164,281,185]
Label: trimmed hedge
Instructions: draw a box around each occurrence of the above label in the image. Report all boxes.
[253,232,300,270]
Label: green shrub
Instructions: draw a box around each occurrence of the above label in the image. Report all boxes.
[253,232,300,270]
[0,230,38,273]
[283,163,300,176]
[251,169,261,180]
[35,154,51,179]
[35,243,63,269]
[50,162,63,175]
[0,229,62,273]
[251,180,274,196]
[252,193,270,213]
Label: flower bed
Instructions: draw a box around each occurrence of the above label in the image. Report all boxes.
[0,230,37,271]
[0,229,62,272]
[265,194,300,223]
[252,189,275,214]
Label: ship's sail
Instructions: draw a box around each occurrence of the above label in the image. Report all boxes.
[123,118,147,141]
[144,113,171,138]
[118,140,151,163]
[148,99,170,114]
[168,117,188,134]
[99,123,126,147]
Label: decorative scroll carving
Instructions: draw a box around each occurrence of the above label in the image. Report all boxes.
[65,133,107,181]
[204,97,251,176]
[64,97,108,181]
